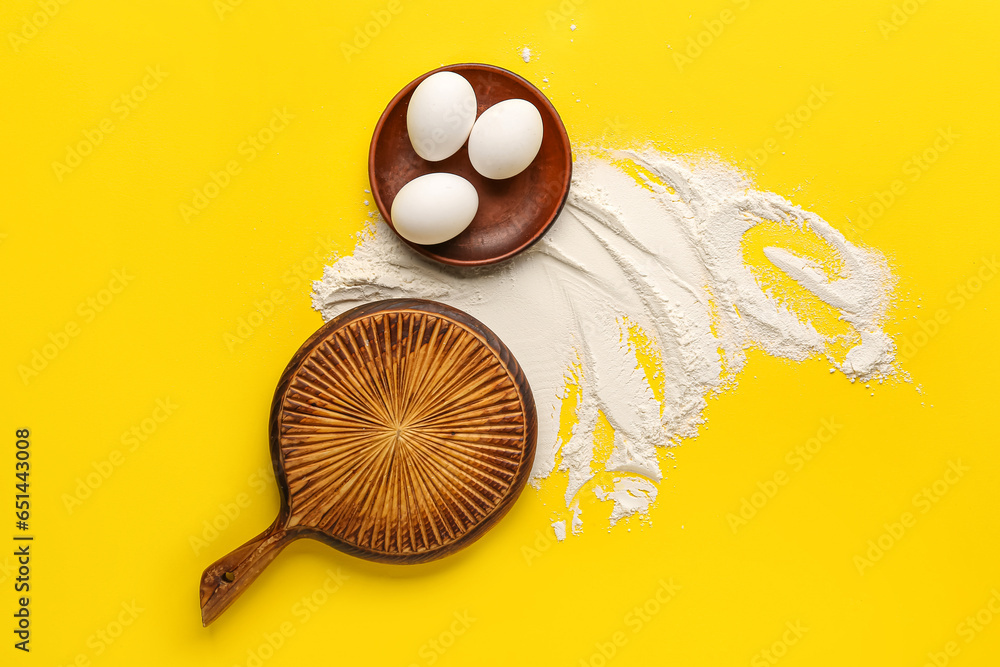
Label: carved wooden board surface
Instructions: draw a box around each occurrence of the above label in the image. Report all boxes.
[200,299,537,626]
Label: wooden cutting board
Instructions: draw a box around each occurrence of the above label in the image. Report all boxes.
[199,299,537,625]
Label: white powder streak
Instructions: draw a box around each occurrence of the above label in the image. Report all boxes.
[596,476,659,526]
[552,520,567,541]
[312,149,896,531]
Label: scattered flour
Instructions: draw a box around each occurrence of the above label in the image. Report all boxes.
[596,477,659,526]
[552,520,567,542]
[520,46,532,63]
[312,149,896,532]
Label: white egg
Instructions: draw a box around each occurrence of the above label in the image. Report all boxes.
[390,173,479,245]
[406,72,478,162]
[468,99,544,180]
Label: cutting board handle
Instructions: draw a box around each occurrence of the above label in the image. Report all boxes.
[199,520,296,626]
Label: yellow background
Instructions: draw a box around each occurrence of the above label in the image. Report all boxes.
[3,0,999,665]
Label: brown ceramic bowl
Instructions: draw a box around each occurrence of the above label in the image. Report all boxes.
[369,63,572,267]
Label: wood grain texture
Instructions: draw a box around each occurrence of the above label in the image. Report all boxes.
[200,299,536,625]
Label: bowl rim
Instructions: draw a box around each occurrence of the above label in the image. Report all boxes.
[368,62,573,267]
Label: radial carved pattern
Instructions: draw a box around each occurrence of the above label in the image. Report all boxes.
[277,308,529,557]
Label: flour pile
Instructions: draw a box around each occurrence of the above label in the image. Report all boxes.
[312,150,896,532]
